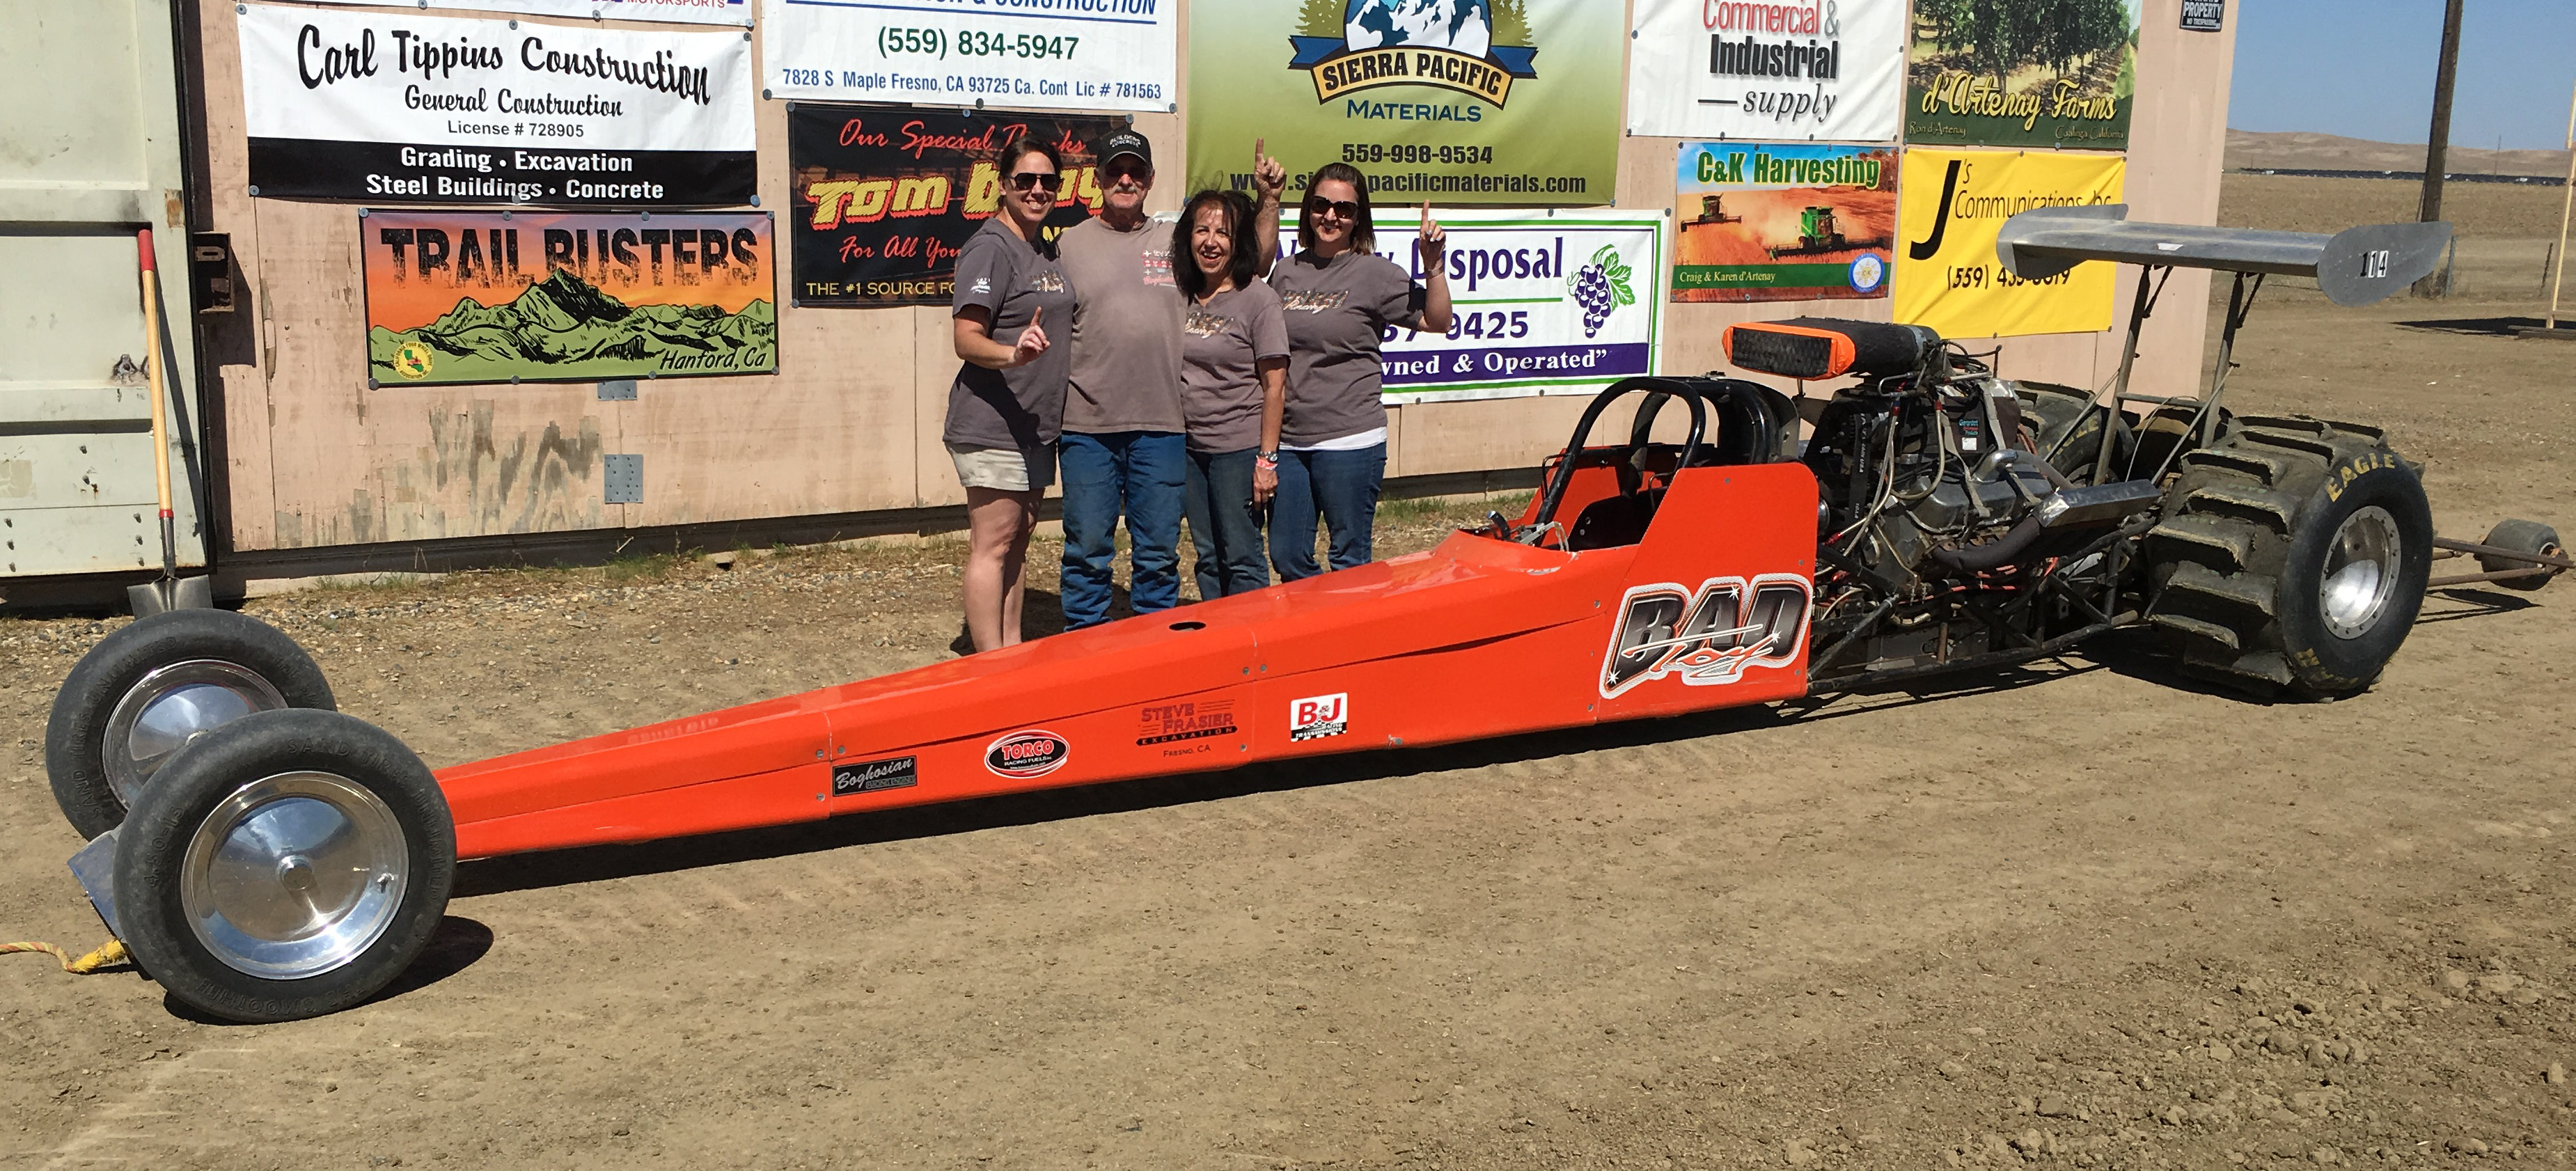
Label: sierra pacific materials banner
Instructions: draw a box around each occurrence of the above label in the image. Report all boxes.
[758,0,1177,113]
[1892,148,2123,339]
[1670,142,1898,303]
[1186,0,1624,206]
[787,104,1127,308]
[1905,0,2139,148]
[237,3,755,205]
[1625,0,1905,142]
[1276,209,1665,402]
[288,0,751,25]
[362,210,776,386]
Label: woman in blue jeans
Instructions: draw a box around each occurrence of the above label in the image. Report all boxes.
[1172,189,1287,598]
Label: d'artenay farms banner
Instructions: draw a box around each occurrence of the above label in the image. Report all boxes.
[1277,209,1665,402]
[1670,142,1897,303]
[1905,0,2139,148]
[759,0,1177,113]
[237,3,755,205]
[1187,0,1624,206]
[362,210,776,386]
[1625,0,1905,142]
[1892,148,2123,338]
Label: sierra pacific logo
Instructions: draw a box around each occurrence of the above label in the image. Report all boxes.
[1289,0,1539,107]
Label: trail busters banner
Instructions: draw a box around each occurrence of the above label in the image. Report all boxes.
[1185,0,1624,206]
[1892,148,2123,338]
[1905,0,2139,148]
[1671,142,1897,302]
[237,4,755,205]
[1625,0,1904,142]
[759,0,1177,113]
[788,105,1123,307]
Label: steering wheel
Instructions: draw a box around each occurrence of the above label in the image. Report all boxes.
[1526,378,1709,542]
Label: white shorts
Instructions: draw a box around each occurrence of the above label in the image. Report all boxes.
[948,443,1056,493]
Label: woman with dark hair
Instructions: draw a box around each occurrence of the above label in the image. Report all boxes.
[1250,158,1452,581]
[1172,189,1287,599]
[947,136,1077,650]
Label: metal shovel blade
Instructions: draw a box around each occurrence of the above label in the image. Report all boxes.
[127,575,213,617]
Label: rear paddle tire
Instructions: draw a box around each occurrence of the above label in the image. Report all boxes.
[113,709,453,1023]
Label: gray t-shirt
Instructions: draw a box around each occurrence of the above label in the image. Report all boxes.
[1267,249,1427,446]
[945,217,1078,450]
[1179,281,1289,455]
[1058,215,1186,435]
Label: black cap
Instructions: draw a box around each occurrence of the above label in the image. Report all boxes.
[1097,129,1152,169]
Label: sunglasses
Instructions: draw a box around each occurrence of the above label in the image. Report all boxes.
[1104,161,1152,184]
[1010,171,1060,193]
[1304,196,1362,221]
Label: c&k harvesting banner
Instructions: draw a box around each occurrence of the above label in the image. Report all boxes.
[1905,0,2139,148]
[1892,148,2123,339]
[1626,0,1905,142]
[758,0,1177,113]
[1186,0,1623,206]
[1670,142,1897,303]
[788,105,1126,308]
[362,210,776,386]
[237,4,755,205]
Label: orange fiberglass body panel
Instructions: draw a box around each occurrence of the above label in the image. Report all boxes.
[437,462,1821,860]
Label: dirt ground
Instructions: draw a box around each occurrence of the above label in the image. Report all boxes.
[7,178,2576,1170]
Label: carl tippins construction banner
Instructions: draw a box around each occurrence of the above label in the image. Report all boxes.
[1625,0,1905,142]
[789,105,1125,307]
[1670,142,1897,303]
[759,0,1177,113]
[363,210,776,386]
[1905,0,2139,148]
[1892,148,2123,339]
[1185,0,1624,206]
[237,4,755,205]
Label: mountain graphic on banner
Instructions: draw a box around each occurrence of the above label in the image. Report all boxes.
[368,269,776,384]
[1344,0,1491,56]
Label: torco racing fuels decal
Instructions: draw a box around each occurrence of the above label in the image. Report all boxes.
[1601,574,1812,698]
[1289,693,1349,741]
[985,730,1071,778]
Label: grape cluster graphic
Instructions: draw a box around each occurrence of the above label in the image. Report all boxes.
[1571,244,1635,338]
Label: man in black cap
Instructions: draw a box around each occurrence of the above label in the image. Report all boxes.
[1055,127,1186,629]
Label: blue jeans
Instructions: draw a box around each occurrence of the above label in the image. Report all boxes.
[1267,443,1385,582]
[1183,448,1271,599]
[1058,430,1185,629]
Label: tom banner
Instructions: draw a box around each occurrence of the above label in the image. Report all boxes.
[758,0,1177,113]
[1625,0,1905,143]
[286,0,751,25]
[1892,148,2123,339]
[1670,142,1897,303]
[787,104,1126,307]
[1276,209,1665,403]
[1186,0,1624,207]
[1905,0,2139,148]
[237,3,755,205]
[361,210,777,386]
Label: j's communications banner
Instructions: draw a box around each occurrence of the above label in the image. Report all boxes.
[1626,0,1904,142]
[238,3,756,205]
[760,0,1177,113]
[1892,148,2123,339]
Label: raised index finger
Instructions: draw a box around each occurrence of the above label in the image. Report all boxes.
[1255,136,1267,161]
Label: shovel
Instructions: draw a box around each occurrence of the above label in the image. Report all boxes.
[127,228,212,617]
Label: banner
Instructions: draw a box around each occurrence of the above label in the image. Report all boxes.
[1670,142,1896,303]
[1185,0,1623,207]
[361,210,776,386]
[787,105,1126,308]
[1624,0,1905,142]
[1904,0,2139,148]
[1891,148,2122,338]
[237,4,756,205]
[1274,209,1665,402]
[758,0,1177,113]
[288,0,750,25]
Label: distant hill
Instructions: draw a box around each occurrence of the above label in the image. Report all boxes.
[2227,129,2570,178]
[369,269,776,386]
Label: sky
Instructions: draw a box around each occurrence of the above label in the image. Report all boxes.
[2227,0,2576,150]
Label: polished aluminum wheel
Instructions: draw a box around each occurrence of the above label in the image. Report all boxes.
[179,771,409,980]
[2320,505,2403,639]
[102,661,288,809]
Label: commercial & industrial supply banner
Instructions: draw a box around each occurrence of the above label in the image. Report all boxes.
[1185,0,1623,207]
[1625,0,1905,143]
[1670,142,1897,303]
[361,210,776,386]
[289,0,751,26]
[1275,209,1665,402]
[787,105,1126,308]
[758,0,1177,113]
[237,4,755,205]
[1892,148,2123,338]
[1904,0,2138,148]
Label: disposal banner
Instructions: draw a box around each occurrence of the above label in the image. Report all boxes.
[288,0,751,26]
[1891,148,2123,338]
[1625,0,1905,143]
[758,0,1177,113]
[362,210,777,386]
[1670,141,1898,303]
[1905,0,2139,148]
[237,3,756,205]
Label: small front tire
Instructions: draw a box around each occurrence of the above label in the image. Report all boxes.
[2476,519,2562,592]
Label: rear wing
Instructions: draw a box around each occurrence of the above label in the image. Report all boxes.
[1994,205,2453,306]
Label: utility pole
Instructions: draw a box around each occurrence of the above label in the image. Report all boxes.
[2414,0,2465,297]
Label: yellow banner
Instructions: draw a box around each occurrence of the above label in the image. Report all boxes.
[1892,149,2125,339]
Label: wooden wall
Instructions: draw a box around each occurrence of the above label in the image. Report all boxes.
[193,0,2236,554]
